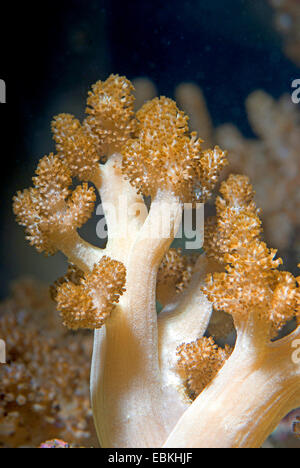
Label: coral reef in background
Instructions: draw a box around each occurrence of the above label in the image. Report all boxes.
[0,278,96,448]
[268,0,300,66]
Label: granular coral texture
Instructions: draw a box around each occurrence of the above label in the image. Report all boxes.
[204,175,300,339]
[177,336,232,399]
[52,113,101,181]
[54,257,126,330]
[12,154,96,255]
[157,248,198,305]
[204,175,262,264]
[85,74,136,158]
[0,278,96,448]
[121,96,227,202]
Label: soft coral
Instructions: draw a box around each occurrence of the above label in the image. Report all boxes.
[13,74,300,449]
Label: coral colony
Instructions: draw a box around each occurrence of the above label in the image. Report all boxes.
[0,279,94,447]
[10,74,300,448]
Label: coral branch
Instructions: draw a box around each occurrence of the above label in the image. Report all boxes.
[85,74,136,158]
[12,153,101,270]
[52,113,100,182]
[163,175,300,447]
[54,256,126,330]
[176,336,232,399]
[157,254,213,399]
[164,325,300,448]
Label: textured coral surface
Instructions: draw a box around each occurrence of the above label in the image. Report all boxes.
[0,278,97,448]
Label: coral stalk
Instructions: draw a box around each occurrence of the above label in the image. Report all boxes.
[164,324,300,448]
[91,191,185,447]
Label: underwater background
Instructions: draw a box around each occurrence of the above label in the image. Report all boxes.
[1,0,299,297]
[0,0,299,447]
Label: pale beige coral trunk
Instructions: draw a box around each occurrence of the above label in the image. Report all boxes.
[91,176,187,447]
[91,239,185,447]
[164,327,300,448]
